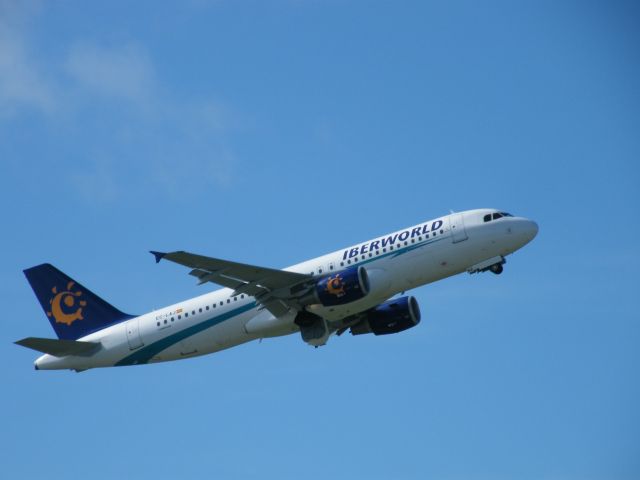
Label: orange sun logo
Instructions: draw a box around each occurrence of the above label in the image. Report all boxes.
[47,281,87,326]
[326,275,346,297]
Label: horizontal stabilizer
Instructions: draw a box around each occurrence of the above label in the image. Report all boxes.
[15,337,101,357]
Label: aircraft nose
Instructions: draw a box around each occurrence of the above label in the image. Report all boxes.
[516,218,538,245]
[524,219,538,241]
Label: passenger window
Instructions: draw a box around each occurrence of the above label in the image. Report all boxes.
[241,294,245,299]
[206,306,209,310]
[199,308,202,313]
[185,313,188,318]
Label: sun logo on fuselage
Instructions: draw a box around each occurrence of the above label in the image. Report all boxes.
[325,275,346,297]
[47,281,87,326]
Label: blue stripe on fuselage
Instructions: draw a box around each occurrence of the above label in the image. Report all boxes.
[115,301,257,366]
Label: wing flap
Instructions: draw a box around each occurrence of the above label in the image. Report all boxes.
[257,298,292,317]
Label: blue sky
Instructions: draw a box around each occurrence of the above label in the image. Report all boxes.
[1,1,639,478]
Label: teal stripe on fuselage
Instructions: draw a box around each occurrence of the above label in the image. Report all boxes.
[115,302,257,366]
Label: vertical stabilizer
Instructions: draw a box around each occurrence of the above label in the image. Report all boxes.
[23,263,135,340]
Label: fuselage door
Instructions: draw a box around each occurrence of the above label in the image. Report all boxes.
[125,319,144,350]
[450,213,469,243]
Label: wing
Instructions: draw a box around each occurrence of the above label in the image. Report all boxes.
[150,251,313,317]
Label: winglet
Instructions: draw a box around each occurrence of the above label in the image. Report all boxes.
[150,251,166,264]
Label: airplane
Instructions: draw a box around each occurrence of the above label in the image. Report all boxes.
[15,208,538,372]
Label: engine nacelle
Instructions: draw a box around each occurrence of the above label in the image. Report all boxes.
[314,266,370,307]
[351,296,421,336]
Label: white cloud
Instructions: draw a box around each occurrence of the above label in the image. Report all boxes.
[65,43,155,103]
[0,0,55,116]
[0,1,242,202]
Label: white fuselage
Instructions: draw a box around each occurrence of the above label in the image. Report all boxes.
[35,209,538,370]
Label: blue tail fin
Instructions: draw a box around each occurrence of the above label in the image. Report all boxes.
[23,263,135,340]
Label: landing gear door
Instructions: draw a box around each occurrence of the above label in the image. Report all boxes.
[450,213,468,243]
[126,319,143,350]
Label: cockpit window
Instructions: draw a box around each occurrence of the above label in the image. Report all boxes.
[485,211,513,222]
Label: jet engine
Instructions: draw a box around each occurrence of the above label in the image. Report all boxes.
[312,265,370,307]
[350,296,421,336]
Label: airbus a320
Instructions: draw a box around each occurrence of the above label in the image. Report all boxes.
[16,209,538,372]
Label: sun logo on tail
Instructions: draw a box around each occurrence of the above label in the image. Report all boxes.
[47,281,87,326]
